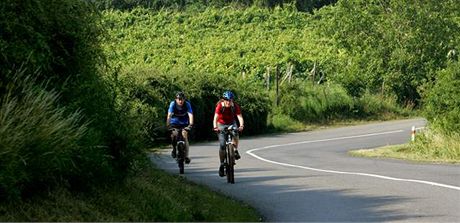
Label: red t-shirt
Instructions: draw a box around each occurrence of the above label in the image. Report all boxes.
[215,101,241,125]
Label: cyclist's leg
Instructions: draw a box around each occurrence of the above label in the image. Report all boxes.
[182,128,191,164]
[218,126,226,163]
[229,123,241,160]
[231,122,239,148]
[217,123,227,176]
[170,128,178,158]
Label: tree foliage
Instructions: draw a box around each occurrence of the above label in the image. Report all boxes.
[0,0,144,199]
[424,60,460,135]
[315,0,460,105]
[102,6,328,83]
[91,0,337,12]
[116,66,269,144]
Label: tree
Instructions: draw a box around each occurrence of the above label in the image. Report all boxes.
[424,60,460,135]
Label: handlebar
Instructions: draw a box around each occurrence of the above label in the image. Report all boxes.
[214,125,241,133]
[169,126,192,132]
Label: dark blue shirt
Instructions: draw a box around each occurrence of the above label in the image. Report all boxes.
[168,101,193,126]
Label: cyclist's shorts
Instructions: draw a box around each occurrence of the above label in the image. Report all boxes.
[171,124,188,129]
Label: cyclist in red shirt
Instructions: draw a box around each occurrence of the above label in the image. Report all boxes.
[213,90,244,177]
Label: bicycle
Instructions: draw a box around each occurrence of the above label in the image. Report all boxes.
[169,127,189,174]
[221,126,238,184]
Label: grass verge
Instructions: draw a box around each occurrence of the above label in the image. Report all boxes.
[0,161,261,222]
[267,112,417,134]
[349,131,460,164]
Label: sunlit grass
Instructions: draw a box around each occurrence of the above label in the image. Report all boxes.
[349,131,460,164]
[0,162,261,221]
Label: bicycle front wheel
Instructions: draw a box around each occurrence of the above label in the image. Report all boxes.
[226,144,235,184]
[177,142,186,174]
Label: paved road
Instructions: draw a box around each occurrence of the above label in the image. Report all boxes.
[151,118,460,222]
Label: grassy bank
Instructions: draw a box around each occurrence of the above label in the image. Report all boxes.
[349,131,460,164]
[0,161,261,222]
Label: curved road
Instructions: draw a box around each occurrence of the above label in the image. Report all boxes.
[151,118,460,222]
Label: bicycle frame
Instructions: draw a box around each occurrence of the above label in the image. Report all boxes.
[171,127,186,174]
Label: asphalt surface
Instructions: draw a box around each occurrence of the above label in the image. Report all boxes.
[151,118,460,222]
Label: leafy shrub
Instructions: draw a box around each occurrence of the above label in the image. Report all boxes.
[92,0,336,12]
[101,5,411,130]
[409,130,460,161]
[315,0,459,105]
[354,91,407,118]
[117,66,269,143]
[268,113,304,132]
[275,82,354,122]
[101,6,325,82]
[0,0,147,197]
[272,81,408,125]
[424,61,460,135]
[0,75,88,200]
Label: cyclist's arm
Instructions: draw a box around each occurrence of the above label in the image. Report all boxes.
[167,101,175,127]
[213,103,221,129]
[237,114,244,129]
[235,103,244,129]
[213,113,218,129]
[186,102,194,126]
[188,112,194,126]
[166,112,173,127]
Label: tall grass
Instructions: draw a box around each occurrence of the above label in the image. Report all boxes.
[0,162,261,221]
[270,82,409,131]
[355,91,411,119]
[116,66,269,143]
[350,128,460,163]
[409,130,460,162]
[0,76,87,200]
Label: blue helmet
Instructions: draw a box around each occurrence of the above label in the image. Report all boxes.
[176,91,185,99]
[223,91,234,100]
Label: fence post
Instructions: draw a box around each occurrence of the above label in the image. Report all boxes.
[266,67,270,90]
[411,126,416,142]
[276,65,279,107]
[310,62,316,85]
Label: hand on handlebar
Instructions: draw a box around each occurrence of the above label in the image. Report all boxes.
[184,125,192,131]
[238,125,244,132]
[213,127,219,132]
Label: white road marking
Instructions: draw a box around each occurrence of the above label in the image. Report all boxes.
[246,130,460,191]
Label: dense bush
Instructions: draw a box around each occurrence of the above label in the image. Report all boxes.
[101,4,412,133]
[117,66,269,144]
[101,6,326,80]
[409,130,460,161]
[0,0,145,199]
[424,61,460,135]
[272,82,352,121]
[91,0,337,12]
[0,74,89,199]
[315,0,459,105]
[102,3,454,109]
[272,81,403,123]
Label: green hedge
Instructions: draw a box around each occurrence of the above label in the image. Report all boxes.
[117,66,269,144]
[0,0,145,199]
[315,0,459,105]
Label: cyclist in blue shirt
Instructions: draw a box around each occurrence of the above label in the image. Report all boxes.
[166,92,194,164]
